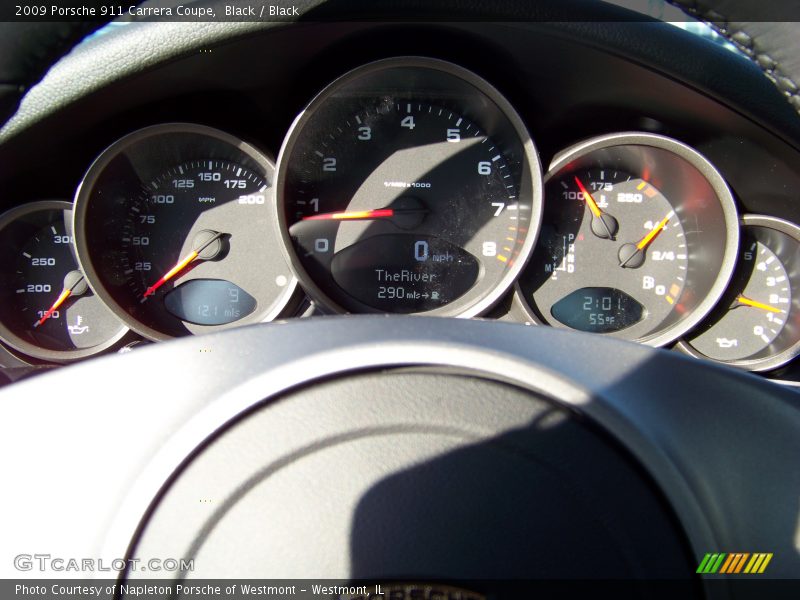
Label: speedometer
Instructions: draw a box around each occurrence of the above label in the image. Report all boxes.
[275,57,543,316]
[74,124,297,340]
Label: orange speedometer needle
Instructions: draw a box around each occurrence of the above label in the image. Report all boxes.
[574,176,618,240]
[736,295,783,313]
[34,271,87,328]
[302,208,396,221]
[618,210,674,269]
[141,231,224,301]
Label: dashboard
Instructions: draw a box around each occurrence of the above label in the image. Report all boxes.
[2,18,800,384]
[5,5,800,588]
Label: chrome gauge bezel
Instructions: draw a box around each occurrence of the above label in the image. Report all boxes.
[273,56,544,317]
[73,123,298,341]
[514,132,740,347]
[676,215,800,372]
[0,200,129,362]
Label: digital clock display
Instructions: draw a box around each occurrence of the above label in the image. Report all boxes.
[550,287,645,333]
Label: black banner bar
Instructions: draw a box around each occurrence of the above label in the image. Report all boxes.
[5,0,800,24]
[4,578,800,600]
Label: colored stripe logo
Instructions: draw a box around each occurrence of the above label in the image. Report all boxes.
[696,553,773,574]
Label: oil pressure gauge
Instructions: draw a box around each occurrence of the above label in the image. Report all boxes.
[0,201,127,361]
[677,215,800,371]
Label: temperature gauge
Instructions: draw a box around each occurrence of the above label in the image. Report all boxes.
[0,201,127,361]
[678,215,800,371]
[516,133,739,347]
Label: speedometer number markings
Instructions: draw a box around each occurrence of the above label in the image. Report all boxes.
[73,124,296,340]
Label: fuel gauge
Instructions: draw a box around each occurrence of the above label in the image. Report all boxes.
[516,133,739,347]
[0,201,128,361]
[678,215,800,371]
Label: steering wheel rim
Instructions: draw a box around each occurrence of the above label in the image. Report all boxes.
[1,316,800,585]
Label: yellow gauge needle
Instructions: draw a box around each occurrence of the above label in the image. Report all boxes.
[142,251,199,299]
[574,176,602,217]
[618,210,675,269]
[34,271,87,328]
[736,295,783,313]
[573,175,618,240]
[35,289,72,328]
[141,231,224,300]
[637,210,674,250]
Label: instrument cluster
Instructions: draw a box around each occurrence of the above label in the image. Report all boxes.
[1,57,798,374]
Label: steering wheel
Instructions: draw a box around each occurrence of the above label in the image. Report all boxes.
[1,1,800,595]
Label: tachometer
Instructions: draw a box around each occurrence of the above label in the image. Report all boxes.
[0,201,127,361]
[74,124,297,340]
[516,133,739,346]
[275,57,543,316]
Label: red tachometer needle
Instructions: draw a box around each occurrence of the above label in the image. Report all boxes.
[574,176,603,218]
[141,231,223,300]
[302,209,395,221]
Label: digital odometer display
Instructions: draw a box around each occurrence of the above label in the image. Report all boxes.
[276,58,542,317]
[330,234,479,313]
[164,279,256,326]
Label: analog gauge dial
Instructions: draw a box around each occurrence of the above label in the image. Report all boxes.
[517,133,739,346]
[74,124,297,340]
[540,168,688,334]
[275,57,542,316]
[678,215,800,371]
[0,201,127,361]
